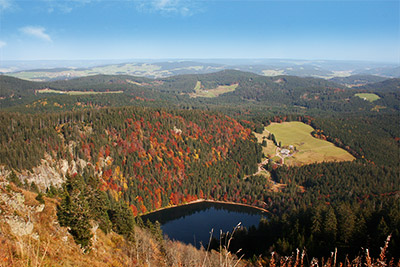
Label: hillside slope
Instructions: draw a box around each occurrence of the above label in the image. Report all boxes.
[329,74,387,86]
[1,103,399,263]
[0,171,240,266]
[355,78,400,92]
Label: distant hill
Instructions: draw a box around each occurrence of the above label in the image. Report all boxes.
[3,70,399,113]
[6,61,227,81]
[0,75,43,98]
[6,60,399,82]
[21,67,74,73]
[220,74,345,103]
[329,75,387,87]
[355,78,400,93]
[359,66,400,78]
[0,70,261,100]
[44,74,154,91]
[0,74,144,97]
[0,74,161,109]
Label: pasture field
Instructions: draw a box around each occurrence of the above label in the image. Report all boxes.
[194,81,202,91]
[355,93,380,102]
[190,82,238,98]
[265,122,354,165]
[37,88,124,95]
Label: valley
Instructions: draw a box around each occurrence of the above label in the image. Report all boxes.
[0,66,399,266]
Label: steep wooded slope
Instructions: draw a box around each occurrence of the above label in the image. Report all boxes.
[0,107,262,214]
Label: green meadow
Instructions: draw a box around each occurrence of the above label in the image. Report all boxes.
[355,93,380,102]
[191,82,238,98]
[37,88,123,95]
[265,121,355,165]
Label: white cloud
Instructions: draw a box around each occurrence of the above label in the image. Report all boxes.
[20,26,52,42]
[0,41,6,48]
[0,0,11,11]
[136,0,195,16]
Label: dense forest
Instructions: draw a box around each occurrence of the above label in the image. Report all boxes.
[220,113,400,260]
[221,161,399,260]
[329,74,388,86]
[0,107,263,214]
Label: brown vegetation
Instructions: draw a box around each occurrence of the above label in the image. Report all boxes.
[0,176,243,266]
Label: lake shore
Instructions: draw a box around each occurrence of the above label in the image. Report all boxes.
[140,198,269,217]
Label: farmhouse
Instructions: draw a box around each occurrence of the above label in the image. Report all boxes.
[280,149,290,156]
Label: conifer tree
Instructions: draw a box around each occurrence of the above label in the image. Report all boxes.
[57,175,93,251]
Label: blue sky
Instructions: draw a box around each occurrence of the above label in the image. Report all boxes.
[0,0,399,62]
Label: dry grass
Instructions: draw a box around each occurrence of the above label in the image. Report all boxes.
[257,235,398,267]
[0,180,242,267]
[218,223,244,267]
[0,179,133,266]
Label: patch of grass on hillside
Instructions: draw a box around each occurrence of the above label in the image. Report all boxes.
[371,105,386,112]
[355,93,380,102]
[265,122,354,165]
[37,88,123,95]
[190,83,238,98]
[194,81,202,91]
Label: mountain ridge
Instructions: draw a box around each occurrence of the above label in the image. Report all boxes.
[4,60,399,82]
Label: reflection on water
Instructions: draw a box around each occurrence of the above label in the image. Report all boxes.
[142,201,267,248]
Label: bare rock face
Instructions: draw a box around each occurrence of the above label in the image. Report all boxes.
[13,139,84,192]
[4,215,34,236]
[0,172,44,238]
[16,151,91,192]
[0,191,25,211]
[0,167,11,185]
[3,132,96,193]
[0,186,34,237]
[20,166,63,192]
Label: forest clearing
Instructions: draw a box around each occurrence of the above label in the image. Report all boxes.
[354,93,381,102]
[190,81,238,98]
[36,88,124,95]
[260,122,355,166]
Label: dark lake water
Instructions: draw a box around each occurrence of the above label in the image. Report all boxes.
[142,201,267,248]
